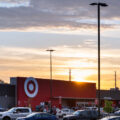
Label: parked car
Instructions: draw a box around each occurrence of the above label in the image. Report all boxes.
[56,108,74,118]
[17,112,58,120]
[63,110,98,120]
[114,110,120,115]
[100,116,120,120]
[0,107,32,120]
[113,107,120,113]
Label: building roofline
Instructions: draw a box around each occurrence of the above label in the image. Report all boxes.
[11,77,96,84]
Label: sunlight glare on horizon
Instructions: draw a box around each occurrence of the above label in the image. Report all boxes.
[71,69,95,83]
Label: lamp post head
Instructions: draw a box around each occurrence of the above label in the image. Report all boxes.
[46,49,55,52]
[90,2,108,7]
[90,3,98,6]
[99,3,108,7]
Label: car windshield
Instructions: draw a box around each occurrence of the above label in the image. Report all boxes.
[73,111,80,116]
[27,113,36,117]
[7,108,16,112]
[63,110,69,112]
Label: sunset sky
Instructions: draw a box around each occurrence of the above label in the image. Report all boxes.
[0,0,120,89]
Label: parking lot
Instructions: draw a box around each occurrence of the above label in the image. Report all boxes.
[0,106,114,120]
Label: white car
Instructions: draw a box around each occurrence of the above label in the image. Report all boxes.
[56,108,74,118]
[100,116,120,120]
[0,107,32,120]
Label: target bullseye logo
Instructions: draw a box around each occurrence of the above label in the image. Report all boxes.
[24,77,38,98]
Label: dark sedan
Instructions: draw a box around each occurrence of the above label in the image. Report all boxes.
[17,112,58,120]
[63,110,98,120]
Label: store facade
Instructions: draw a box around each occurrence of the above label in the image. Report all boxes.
[10,77,96,110]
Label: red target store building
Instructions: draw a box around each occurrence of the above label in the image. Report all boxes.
[10,77,96,110]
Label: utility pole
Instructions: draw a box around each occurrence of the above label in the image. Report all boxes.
[115,71,117,89]
[69,68,71,82]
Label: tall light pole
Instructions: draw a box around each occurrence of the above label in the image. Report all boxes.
[115,71,117,89]
[46,49,55,103]
[90,2,108,118]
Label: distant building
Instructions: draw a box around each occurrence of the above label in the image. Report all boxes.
[96,88,120,107]
[0,83,15,109]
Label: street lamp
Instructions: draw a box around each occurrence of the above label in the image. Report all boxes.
[90,2,108,117]
[46,49,55,102]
